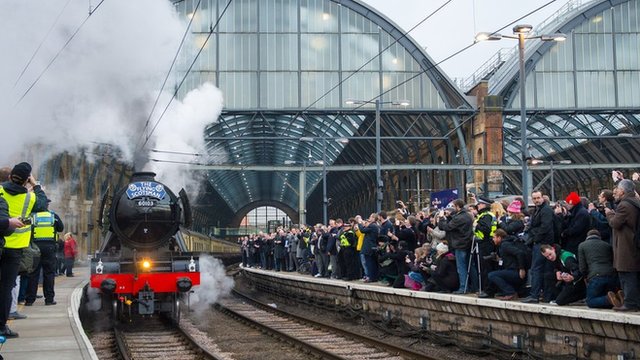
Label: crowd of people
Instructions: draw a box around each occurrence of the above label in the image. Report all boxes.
[0,162,76,340]
[239,172,640,312]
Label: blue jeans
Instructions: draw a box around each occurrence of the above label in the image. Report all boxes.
[585,275,618,308]
[529,244,555,301]
[409,271,425,284]
[364,254,378,281]
[488,269,524,295]
[454,249,469,292]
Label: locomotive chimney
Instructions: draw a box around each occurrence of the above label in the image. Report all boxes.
[131,172,157,182]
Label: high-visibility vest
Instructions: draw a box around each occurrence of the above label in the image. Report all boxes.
[339,230,355,247]
[32,211,57,241]
[0,185,35,249]
[474,211,497,241]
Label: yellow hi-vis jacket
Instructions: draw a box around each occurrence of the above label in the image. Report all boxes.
[0,185,35,249]
[32,211,57,241]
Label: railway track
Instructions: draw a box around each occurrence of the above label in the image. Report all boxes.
[215,289,434,360]
[111,317,219,360]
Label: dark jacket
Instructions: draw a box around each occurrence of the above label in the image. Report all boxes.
[438,209,474,250]
[548,244,581,281]
[497,236,529,271]
[499,218,525,236]
[431,251,459,291]
[397,226,417,252]
[528,201,555,245]
[560,202,590,254]
[0,196,12,237]
[606,194,640,272]
[578,234,614,280]
[589,208,612,243]
[359,222,380,256]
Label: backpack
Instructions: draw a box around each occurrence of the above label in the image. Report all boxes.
[19,240,41,275]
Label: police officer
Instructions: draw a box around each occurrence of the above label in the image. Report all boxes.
[25,204,64,306]
[0,162,48,338]
[473,196,497,296]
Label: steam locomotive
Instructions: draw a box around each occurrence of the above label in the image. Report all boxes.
[90,172,200,321]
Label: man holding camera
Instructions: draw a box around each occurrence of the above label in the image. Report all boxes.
[0,162,49,338]
[437,199,474,294]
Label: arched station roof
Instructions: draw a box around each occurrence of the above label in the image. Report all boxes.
[487,0,640,195]
[174,0,473,222]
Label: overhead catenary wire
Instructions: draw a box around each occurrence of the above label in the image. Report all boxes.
[138,0,234,152]
[136,0,203,152]
[13,0,74,89]
[14,0,107,106]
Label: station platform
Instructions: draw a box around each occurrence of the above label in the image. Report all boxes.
[0,268,97,360]
[241,266,640,359]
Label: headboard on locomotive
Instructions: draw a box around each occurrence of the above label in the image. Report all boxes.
[98,172,192,256]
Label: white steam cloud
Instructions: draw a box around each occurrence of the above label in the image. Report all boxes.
[0,0,224,192]
[190,255,234,314]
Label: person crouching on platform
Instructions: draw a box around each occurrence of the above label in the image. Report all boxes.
[482,229,530,300]
[577,229,619,308]
[540,244,586,305]
[63,232,78,277]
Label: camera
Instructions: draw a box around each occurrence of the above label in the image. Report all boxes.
[20,217,32,225]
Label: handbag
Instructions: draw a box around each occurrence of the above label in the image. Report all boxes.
[404,274,422,291]
[19,241,41,275]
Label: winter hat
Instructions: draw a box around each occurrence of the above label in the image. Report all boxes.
[10,162,31,184]
[506,200,522,213]
[565,192,581,206]
[436,242,448,253]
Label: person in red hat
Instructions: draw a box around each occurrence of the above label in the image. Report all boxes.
[556,191,590,255]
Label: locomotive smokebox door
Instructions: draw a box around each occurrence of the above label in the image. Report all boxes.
[138,290,155,315]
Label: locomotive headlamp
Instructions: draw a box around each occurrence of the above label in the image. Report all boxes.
[188,257,196,272]
[142,260,152,270]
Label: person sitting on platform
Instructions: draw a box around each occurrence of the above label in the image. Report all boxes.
[540,244,586,305]
[422,242,459,293]
[482,229,530,300]
[577,229,620,308]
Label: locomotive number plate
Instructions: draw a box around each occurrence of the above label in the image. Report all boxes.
[136,200,156,207]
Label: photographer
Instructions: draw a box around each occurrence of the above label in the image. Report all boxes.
[587,190,614,243]
[357,213,380,282]
[556,192,590,255]
[484,229,530,300]
[437,199,474,294]
[540,244,585,305]
[396,200,409,218]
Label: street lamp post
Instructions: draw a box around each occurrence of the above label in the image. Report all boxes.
[476,25,566,205]
[321,139,328,225]
[345,98,410,212]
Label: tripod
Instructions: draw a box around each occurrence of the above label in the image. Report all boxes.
[465,236,482,294]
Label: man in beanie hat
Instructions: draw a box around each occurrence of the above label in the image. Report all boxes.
[0,162,48,338]
[556,191,590,255]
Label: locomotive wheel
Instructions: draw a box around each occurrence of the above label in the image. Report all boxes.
[172,294,181,323]
[112,299,119,322]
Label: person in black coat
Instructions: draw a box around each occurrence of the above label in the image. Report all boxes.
[423,243,459,293]
[557,192,590,255]
[484,229,529,300]
[540,244,586,305]
[437,199,473,293]
[521,190,556,303]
